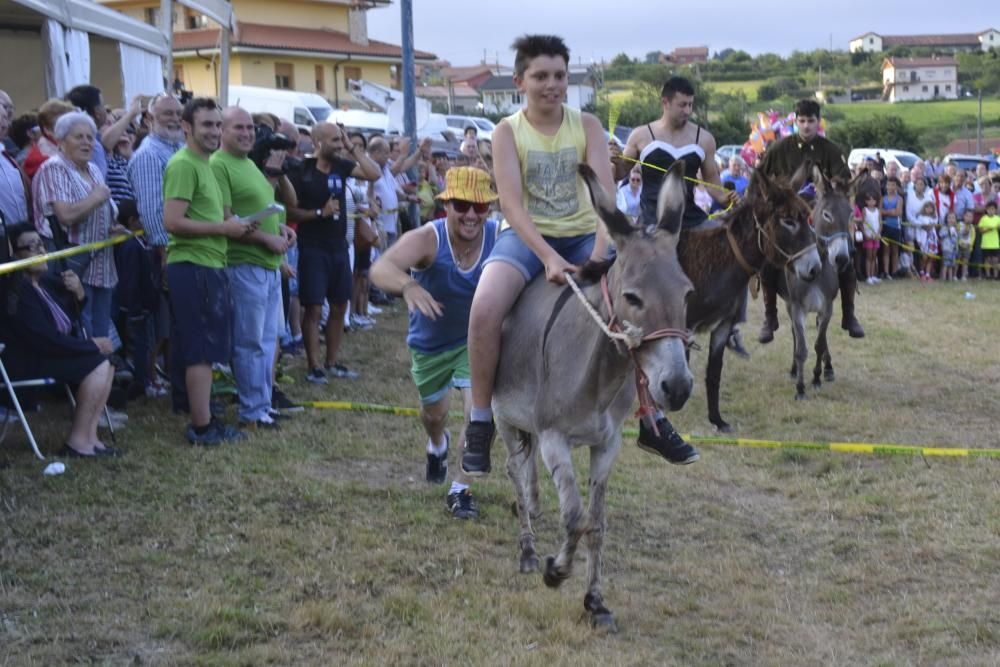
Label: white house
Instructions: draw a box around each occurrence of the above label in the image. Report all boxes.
[881,56,959,103]
[479,71,595,115]
[851,28,1000,54]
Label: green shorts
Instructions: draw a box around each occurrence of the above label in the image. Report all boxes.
[409,344,471,405]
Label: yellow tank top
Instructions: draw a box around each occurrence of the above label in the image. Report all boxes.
[506,105,599,238]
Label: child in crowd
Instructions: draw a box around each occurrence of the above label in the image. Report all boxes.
[957,209,976,281]
[861,193,882,284]
[880,177,902,278]
[913,200,938,282]
[851,203,865,279]
[979,200,999,279]
[113,200,166,398]
[938,211,959,281]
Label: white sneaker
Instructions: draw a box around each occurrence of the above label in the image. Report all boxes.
[367,304,383,315]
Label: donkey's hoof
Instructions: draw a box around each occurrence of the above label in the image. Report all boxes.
[795,392,808,401]
[543,556,568,589]
[520,553,540,573]
[713,421,733,434]
[812,379,822,389]
[788,369,797,379]
[824,369,835,382]
[591,612,619,634]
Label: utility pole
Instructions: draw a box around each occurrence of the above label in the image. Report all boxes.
[400,0,419,225]
[977,89,983,155]
[160,0,172,92]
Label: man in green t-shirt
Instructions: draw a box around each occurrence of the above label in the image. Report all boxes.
[162,97,258,446]
[211,106,298,430]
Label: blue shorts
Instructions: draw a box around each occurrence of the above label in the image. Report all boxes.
[883,225,903,244]
[298,245,352,306]
[483,228,595,283]
[165,262,231,368]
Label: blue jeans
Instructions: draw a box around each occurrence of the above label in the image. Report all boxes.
[227,264,282,422]
[82,285,113,337]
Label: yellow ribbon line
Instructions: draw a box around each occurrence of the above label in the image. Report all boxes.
[877,234,992,270]
[0,231,142,276]
[303,401,998,459]
[617,154,735,219]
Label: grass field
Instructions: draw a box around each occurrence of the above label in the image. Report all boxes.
[827,98,1000,132]
[705,79,767,102]
[2,279,999,665]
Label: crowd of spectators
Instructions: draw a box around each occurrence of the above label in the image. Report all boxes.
[0,86,497,457]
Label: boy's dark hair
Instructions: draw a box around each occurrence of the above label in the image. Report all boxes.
[6,222,35,250]
[117,199,139,226]
[512,34,570,77]
[794,99,822,119]
[886,176,901,187]
[661,76,695,100]
[464,126,477,137]
[987,200,998,211]
[182,97,220,125]
[431,150,448,159]
[66,85,103,117]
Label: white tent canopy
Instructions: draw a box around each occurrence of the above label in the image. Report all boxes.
[0,0,167,108]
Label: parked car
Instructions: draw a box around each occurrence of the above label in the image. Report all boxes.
[942,154,993,172]
[228,85,333,132]
[846,148,922,172]
[716,144,742,164]
[444,114,495,141]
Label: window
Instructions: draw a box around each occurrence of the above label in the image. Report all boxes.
[909,71,917,82]
[294,108,312,126]
[903,85,909,92]
[922,85,928,92]
[172,66,185,88]
[275,63,294,90]
[869,37,874,44]
[946,85,952,91]
[315,65,325,93]
[343,66,362,84]
[144,8,160,25]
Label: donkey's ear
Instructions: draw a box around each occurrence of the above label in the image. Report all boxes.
[750,168,772,202]
[811,164,829,197]
[790,159,812,193]
[579,163,635,240]
[656,159,686,236]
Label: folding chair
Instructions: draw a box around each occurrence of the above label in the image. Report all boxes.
[0,343,49,460]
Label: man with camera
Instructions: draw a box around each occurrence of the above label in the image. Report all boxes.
[210,106,297,430]
[287,122,380,384]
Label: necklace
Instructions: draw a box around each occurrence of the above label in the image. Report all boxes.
[449,233,481,269]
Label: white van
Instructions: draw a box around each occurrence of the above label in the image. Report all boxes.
[846,148,922,172]
[228,85,333,131]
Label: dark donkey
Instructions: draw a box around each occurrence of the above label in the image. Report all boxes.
[777,163,858,399]
[678,170,822,431]
[494,162,693,633]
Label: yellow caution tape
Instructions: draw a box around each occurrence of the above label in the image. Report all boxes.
[0,231,142,276]
[304,400,999,459]
[616,154,735,219]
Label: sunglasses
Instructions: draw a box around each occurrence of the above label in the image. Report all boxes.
[16,239,45,252]
[450,199,490,214]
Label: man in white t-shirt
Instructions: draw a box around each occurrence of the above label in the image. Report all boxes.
[368,136,422,246]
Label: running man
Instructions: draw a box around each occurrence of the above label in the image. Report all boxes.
[370,166,498,518]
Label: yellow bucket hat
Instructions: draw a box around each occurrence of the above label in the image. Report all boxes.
[435,166,498,203]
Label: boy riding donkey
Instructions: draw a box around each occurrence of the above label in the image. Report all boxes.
[461,35,695,477]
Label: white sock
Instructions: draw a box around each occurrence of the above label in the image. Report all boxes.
[449,481,468,495]
[471,406,493,423]
[427,435,448,456]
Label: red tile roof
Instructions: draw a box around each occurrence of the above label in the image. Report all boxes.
[173,21,436,60]
[416,84,480,99]
[884,56,958,68]
[672,46,709,56]
[881,33,981,48]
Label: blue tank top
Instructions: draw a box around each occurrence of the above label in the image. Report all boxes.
[883,194,901,228]
[406,217,498,354]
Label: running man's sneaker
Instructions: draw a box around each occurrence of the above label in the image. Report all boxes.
[446,489,479,520]
[186,419,247,446]
[306,368,329,385]
[636,418,700,465]
[326,363,359,379]
[461,420,495,476]
[426,434,449,484]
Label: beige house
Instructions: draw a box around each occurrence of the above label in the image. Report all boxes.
[96,0,435,106]
[851,29,1000,54]
[881,56,959,103]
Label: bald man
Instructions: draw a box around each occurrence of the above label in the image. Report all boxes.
[286,122,380,384]
[209,107,297,429]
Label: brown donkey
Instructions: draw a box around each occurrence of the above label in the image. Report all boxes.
[679,170,822,431]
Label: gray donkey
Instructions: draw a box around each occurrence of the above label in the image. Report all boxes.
[777,164,856,400]
[492,162,694,633]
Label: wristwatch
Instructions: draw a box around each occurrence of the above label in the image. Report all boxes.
[315,208,323,219]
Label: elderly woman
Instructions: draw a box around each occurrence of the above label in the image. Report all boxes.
[616,167,642,223]
[1,223,119,457]
[30,111,120,338]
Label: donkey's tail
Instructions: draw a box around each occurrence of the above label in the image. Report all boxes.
[513,429,534,458]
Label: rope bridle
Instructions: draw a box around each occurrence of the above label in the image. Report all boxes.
[726,209,818,277]
[564,271,692,434]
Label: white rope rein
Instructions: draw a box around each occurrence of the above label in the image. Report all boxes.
[564,272,645,350]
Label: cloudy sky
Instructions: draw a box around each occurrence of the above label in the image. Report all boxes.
[368,0,996,66]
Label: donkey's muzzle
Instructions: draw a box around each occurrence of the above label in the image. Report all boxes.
[661,375,693,411]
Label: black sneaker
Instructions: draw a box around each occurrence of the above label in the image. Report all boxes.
[426,433,449,484]
[272,388,305,413]
[446,489,479,520]
[637,417,700,465]
[186,419,248,446]
[461,420,495,476]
